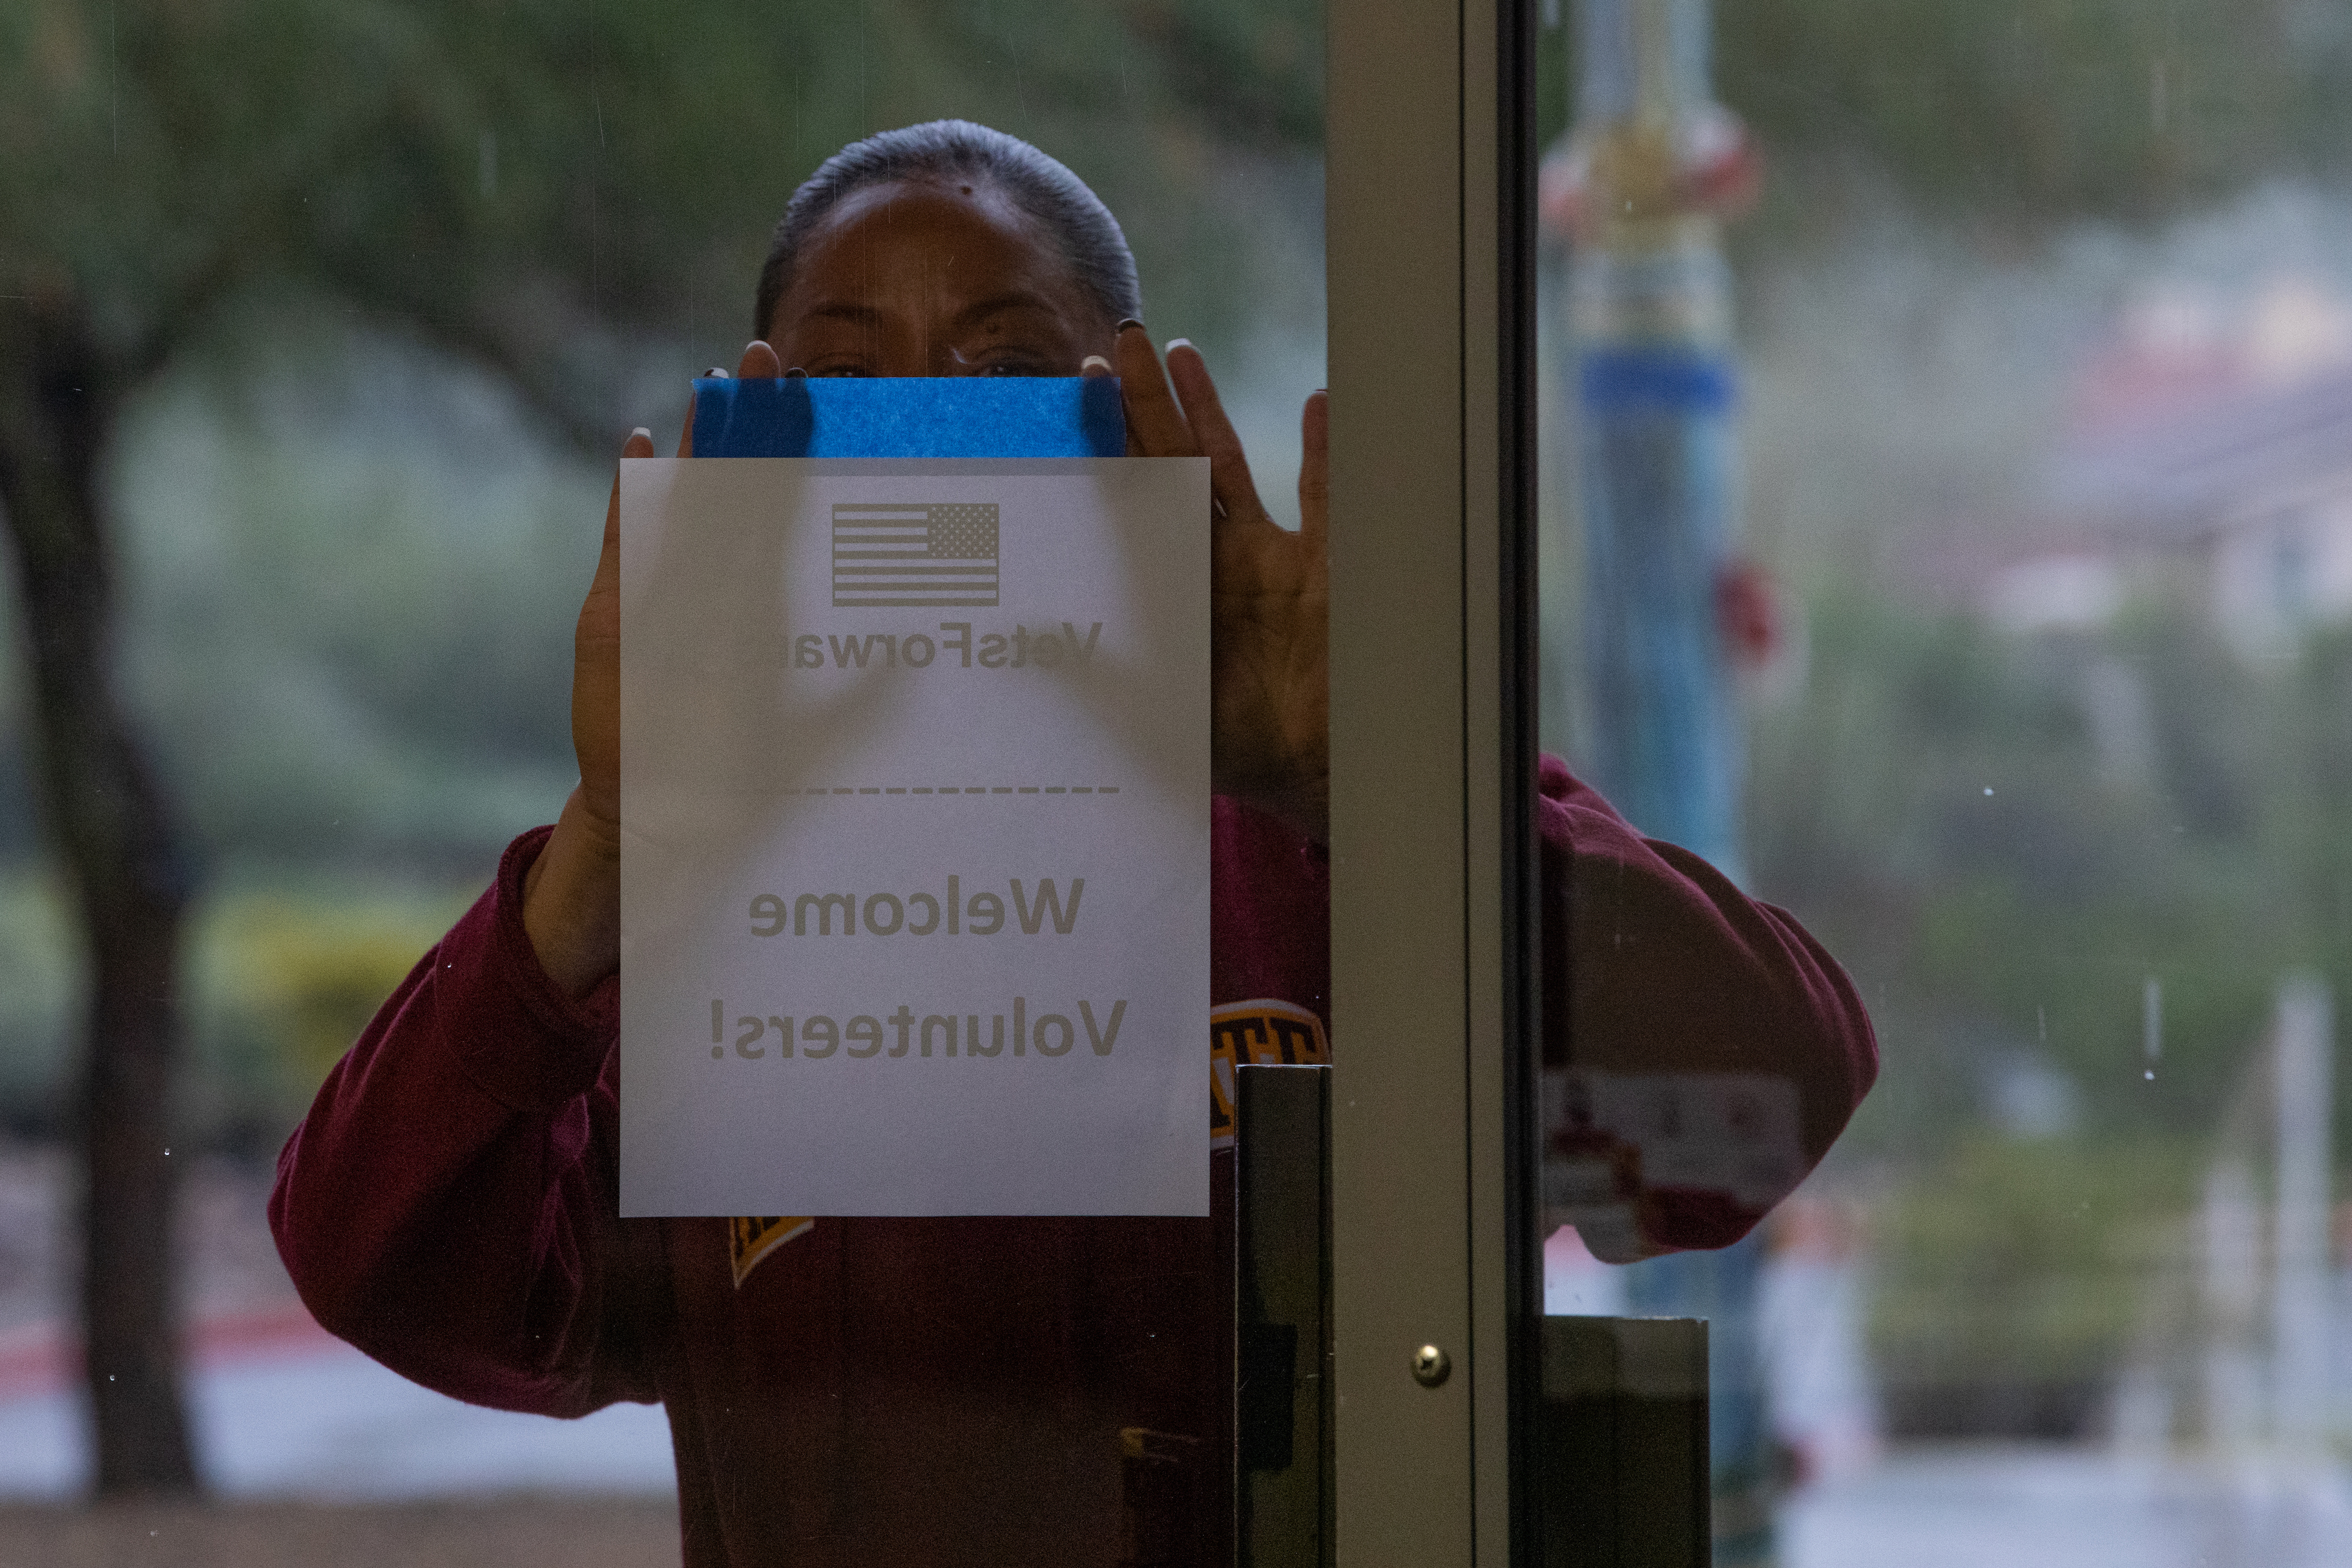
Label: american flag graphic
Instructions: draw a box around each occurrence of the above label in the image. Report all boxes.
[831,502,1000,608]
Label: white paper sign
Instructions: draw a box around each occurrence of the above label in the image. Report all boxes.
[616,458,1211,1217]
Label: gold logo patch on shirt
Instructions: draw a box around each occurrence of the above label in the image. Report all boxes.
[729,1215,815,1288]
[1211,998,1330,1151]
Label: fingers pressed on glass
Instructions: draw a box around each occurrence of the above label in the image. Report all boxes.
[1163,340,1262,524]
[603,426,653,559]
[1112,323,1194,456]
[677,342,782,458]
[739,340,782,379]
[1298,391,1329,545]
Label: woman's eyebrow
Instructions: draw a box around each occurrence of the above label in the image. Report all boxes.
[798,301,884,327]
[952,291,1060,330]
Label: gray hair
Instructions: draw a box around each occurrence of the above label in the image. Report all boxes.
[755,119,1142,340]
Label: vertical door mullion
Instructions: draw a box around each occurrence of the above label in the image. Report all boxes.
[1328,1,1521,1563]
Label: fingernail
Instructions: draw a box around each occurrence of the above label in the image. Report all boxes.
[784,366,807,380]
[702,366,731,379]
[629,426,652,442]
[1079,355,1112,376]
[1116,318,1145,335]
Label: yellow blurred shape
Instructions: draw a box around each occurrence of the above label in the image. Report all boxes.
[194,889,473,1091]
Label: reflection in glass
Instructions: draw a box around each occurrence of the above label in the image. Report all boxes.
[1536,0,2352,1562]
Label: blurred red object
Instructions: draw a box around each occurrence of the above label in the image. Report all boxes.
[1716,559,1780,669]
[1767,1191,1867,1262]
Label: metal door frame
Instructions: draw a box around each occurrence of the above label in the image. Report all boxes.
[1327,1,1541,1563]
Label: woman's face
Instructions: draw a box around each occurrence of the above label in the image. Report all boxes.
[764,179,1116,378]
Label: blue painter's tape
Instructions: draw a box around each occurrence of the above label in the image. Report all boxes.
[689,378,813,457]
[1577,347,1736,415]
[689,376,1126,459]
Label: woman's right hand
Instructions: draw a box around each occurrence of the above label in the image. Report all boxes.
[523,340,783,996]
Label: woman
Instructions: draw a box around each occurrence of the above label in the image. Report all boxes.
[271,121,1874,1567]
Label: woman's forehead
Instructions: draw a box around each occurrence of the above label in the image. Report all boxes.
[818,173,1023,232]
[776,179,1085,324]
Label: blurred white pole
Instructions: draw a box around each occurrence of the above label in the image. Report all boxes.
[2203,1156,2264,1448]
[2271,974,2333,1445]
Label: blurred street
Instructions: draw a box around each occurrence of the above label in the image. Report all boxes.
[4,1153,2352,1562]
[1548,1206,2352,1568]
[0,1146,674,1504]
[0,1498,679,1568]
[0,1330,676,1501]
[1786,1447,2352,1568]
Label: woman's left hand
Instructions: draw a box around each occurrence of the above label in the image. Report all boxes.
[1109,325,1329,841]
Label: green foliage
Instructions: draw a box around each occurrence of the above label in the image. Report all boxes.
[0,872,77,1132]
[0,0,1336,1171]
[0,869,472,1148]
[109,330,596,867]
[1868,1133,2191,1427]
[185,883,474,1138]
[1716,0,2352,230]
[1752,589,2352,1154]
[3,0,1333,868]
[3,0,1324,417]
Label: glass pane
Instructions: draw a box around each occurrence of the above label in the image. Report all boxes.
[3,3,1333,1559]
[1540,0,2352,1563]
[1535,5,1796,1558]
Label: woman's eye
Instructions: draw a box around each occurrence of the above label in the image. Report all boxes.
[809,363,869,378]
[979,358,1049,377]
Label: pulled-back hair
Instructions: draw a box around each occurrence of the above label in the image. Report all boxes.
[754,120,1142,339]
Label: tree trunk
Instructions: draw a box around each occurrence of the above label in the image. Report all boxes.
[0,288,199,1494]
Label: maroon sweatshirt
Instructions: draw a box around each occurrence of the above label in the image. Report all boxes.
[270,759,1873,1566]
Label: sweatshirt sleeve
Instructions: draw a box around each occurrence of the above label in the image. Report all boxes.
[267,827,665,1416]
[1538,754,1877,1259]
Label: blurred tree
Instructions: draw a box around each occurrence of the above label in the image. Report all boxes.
[1747,592,2305,1151]
[1716,0,2352,229]
[1,0,1315,1496]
